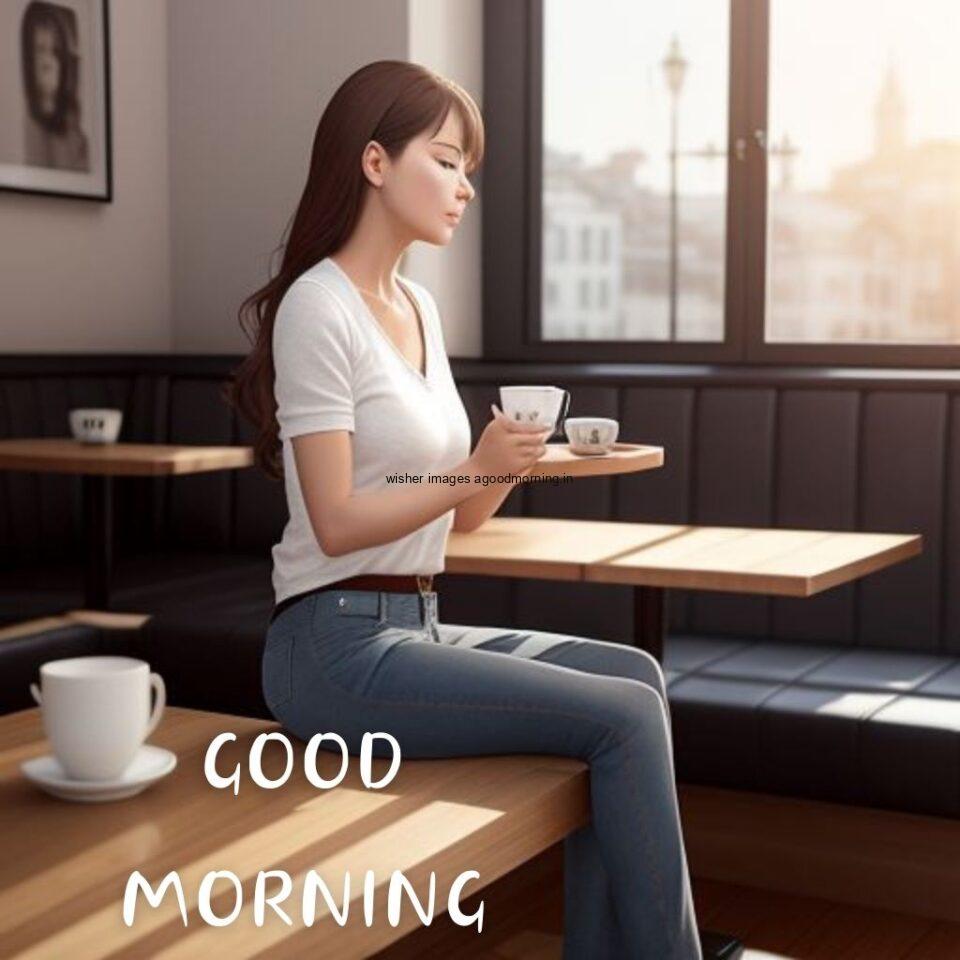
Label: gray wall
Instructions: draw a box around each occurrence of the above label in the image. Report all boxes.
[406,0,483,360]
[168,0,408,354]
[0,0,171,353]
[0,0,485,357]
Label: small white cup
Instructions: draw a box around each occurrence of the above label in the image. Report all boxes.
[499,385,571,439]
[564,417,619,454]
[30,657,165,781]
[69,408,123,444]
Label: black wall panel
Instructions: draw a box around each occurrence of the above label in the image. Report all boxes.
[858,392,946,650]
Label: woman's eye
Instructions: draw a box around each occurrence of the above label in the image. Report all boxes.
[438,160,456,170]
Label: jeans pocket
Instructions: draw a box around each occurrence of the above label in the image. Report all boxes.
[262,634,295,710]
[313,591,386,628]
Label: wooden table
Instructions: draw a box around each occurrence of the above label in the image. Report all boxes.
[522,441,663,479]
[446,518,923,661]
[0,439,254,611]
[0,705,588,959]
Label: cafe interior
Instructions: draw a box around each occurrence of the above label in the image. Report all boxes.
[2,1,960,958]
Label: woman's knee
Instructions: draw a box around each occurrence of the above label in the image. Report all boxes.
[600,641,667,695]
[599,674,669,739]
[543,633,669,701]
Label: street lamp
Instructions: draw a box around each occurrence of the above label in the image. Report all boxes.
[661,34,688,341]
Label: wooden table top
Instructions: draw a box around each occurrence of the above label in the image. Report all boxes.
[0,438,254,476]
[447,517,922,597]
[445,516,675,581]
[523,442,663,478]
[0,706,587,959]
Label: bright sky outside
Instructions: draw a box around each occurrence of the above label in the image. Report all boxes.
[543,0,959,195]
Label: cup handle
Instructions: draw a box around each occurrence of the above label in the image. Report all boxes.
[145,673,166,739]
[553,389,571,440]
[30,682,42,706]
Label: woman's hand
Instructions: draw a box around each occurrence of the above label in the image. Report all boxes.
[469,403,553,477]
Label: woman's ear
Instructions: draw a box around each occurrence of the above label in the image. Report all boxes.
[361,141,386,188]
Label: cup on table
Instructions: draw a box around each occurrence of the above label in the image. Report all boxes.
[29,657,166,781]
[69,408,123,444]
[499,385,570,440]
[564,417,619,455]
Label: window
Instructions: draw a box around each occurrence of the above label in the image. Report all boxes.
[765,0,960,349]
[579,278,591,307]
[580,225,592,261]
[598,278,609,308]
[483,0,960,366]
[541,0,728,346]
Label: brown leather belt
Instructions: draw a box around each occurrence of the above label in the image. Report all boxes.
[270,573,436,624]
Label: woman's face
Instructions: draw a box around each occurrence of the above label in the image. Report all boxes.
[374,108,476,245]
[32,24,61,109]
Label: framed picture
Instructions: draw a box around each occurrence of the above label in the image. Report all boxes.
[0,0,111,201]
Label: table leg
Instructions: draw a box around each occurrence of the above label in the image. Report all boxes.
[632,585,668,663]
[82,474,113,610]
[631,586,745,960]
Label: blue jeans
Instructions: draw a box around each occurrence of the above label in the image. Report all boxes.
[262,588,702,960]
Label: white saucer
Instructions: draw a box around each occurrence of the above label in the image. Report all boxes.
[20,745,177,802]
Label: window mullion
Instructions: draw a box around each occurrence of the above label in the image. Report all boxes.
[743,0,771,361]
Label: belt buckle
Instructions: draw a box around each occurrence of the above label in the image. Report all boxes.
[416,574,433,596]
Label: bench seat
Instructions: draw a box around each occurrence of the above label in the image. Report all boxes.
[664,635,960,818]
[0,551,270,628]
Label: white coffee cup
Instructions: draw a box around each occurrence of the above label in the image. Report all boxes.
[564,417,619,454]
[499,385,570,439]
[30,657,165,781]
[69,408,123,444]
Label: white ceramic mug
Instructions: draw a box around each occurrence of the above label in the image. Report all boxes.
[30,657,165,781]
[499,385,571,439]
[68,408,123,444]
[564,417,619,454]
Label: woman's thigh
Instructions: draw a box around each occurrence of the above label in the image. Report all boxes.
[432,621,668,704]
[263,591,669,763]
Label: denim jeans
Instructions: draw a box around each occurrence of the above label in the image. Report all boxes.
[262,588,702,960]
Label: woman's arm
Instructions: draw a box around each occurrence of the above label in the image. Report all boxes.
[293,431,483,556]
[293,410,547,556]
[452,477,519,533]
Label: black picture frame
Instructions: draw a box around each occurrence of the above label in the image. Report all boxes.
[0,0,112,202]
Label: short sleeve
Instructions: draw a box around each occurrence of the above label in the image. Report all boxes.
[273,279,356,440]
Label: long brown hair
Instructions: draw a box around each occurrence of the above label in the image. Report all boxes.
[227,60,484,480]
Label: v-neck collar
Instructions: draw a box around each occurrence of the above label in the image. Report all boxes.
[326,257,430,384]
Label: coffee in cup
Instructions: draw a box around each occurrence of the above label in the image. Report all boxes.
[499,385,570,439]
[30,656,165,781]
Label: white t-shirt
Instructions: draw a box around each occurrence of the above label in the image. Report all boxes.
[271,256,473,605]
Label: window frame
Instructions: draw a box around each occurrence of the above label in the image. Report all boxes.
[481,0,960,368]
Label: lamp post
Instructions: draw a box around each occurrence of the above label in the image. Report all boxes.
[661,34,688,341]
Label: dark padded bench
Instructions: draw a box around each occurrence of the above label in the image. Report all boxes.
[3,357,959,822]
[663,635,960,818]
[1,612,151,715]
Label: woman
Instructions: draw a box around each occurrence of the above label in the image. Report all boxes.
[20,1,90,172]
[230,60,710,960]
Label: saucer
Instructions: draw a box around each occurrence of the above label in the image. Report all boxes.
[20,745,177,802]
[569,447,613,457]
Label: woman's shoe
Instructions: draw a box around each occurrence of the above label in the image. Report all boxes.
[699,928,744,959]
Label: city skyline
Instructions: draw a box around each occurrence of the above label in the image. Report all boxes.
[544,0,959,195]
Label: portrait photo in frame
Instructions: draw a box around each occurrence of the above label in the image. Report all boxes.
[0,0,111,201]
